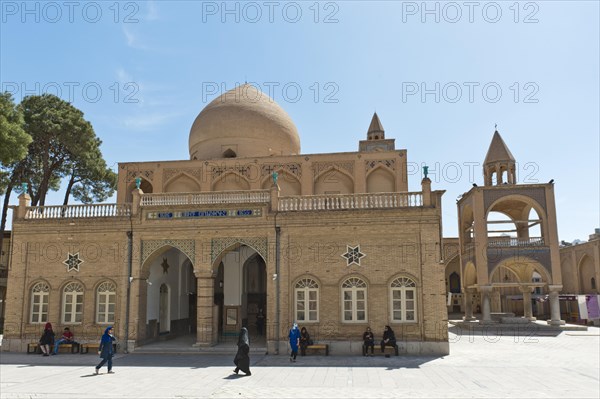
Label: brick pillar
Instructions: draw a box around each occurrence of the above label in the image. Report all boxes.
[195,275,215,346]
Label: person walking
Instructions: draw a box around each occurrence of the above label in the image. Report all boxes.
[233,327,251,376]
[95,326,116,374]
[38,322,55,356]
[288,322,300,362]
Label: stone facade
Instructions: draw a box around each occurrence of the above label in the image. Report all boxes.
[1,85,448,355]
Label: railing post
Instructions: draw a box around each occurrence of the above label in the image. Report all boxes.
[421,177,432,207]
[270,184,280,212]
[17,192,31,219]
[131,188,144,216]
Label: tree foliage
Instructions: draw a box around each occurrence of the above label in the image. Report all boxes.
[1,94,116,251]
[0,92,31,193]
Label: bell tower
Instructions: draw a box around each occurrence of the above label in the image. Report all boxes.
[457,128,563,326]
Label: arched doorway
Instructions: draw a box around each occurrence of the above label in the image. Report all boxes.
[213,244,267,341]
[139,246,196,343]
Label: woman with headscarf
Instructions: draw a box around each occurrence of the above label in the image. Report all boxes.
[380,325,398,356]
[288,322,300,362]
[95,326,116,374]
[299,326,312,356]
[233,327,251,376]
[38,322,55,356]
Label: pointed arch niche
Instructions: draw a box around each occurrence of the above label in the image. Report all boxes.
[212,172,250,191]
[261,171,301,196]
[164,173,201,193]
[366,166,395,193]
[314,168,354,194]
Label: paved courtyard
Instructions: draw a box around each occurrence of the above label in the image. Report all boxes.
[1,327,599,399]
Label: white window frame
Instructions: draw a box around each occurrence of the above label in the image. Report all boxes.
[341,277,367,323]
[96,281,116,324]
[390,277,417,323]
[62,282,83,324]
[294,278,319,322]
[30,282,49,324]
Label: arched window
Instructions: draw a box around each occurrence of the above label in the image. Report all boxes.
[391,277,417,322]
[62,282,83,324]
[295,278,319,322]
[341,277,367,322]
[96,282,116,324]
[30,282,49,323]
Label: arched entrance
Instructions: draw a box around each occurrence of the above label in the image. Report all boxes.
[139,246,196,343]
[213,244,267,341]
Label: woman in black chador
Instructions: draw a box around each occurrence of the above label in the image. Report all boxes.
[233,327,251,376]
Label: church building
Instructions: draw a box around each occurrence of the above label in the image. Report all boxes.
[2,84,449,355]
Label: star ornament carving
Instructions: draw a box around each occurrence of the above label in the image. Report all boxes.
[63,252,84,272]
[342,245,366,266]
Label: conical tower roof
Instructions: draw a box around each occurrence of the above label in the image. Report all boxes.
[484,131,515,165]
[367,112,384,135]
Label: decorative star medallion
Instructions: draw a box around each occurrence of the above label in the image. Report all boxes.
[161,257,170,274]
[341,245,366,266]
[63,252,83,272]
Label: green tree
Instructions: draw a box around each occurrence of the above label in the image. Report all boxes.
[0,92,31,191]
[19,94,97,206]
[62,138,117,205]
[0,94,114,251]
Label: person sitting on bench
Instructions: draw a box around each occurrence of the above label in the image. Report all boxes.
[299,327,313,356]
[362,327,375,356]
[380,325,398,355]
[53,327,75,355]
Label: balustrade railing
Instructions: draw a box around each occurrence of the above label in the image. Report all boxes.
[140,190,271,206]
[25,204,131,219]
[278,192,423,211]
[487,237,545,247]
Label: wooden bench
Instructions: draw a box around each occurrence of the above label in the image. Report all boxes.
[79,343,100,354]
[54,343,79,354]
[27,343,41,354]
[382,344,399,356]
[305,344,329,356]
[26,343,78,354]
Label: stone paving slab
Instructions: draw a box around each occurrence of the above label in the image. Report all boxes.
[1,328,599,399]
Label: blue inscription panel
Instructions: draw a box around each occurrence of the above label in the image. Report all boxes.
[147,208,262,220]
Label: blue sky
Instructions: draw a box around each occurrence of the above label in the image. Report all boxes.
[1,1,598,240]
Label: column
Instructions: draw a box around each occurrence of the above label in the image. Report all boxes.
[463,289,475,321]
[195,275,215,346]
[547,285,565,325]
[520,286,535,321]
[479,286,493,323]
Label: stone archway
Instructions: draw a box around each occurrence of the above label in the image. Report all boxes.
[212,244,267,342]
[137,245,196,344]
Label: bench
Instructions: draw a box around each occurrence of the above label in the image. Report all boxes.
[54,343,79,354]
[27,343,78,354]
[80,343,117,354]
[305,344,329,356]
[27,343,41,354]
[79,343,100,354]
[382,344,399,356]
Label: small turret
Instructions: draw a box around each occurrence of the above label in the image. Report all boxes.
[483,130,516,185]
